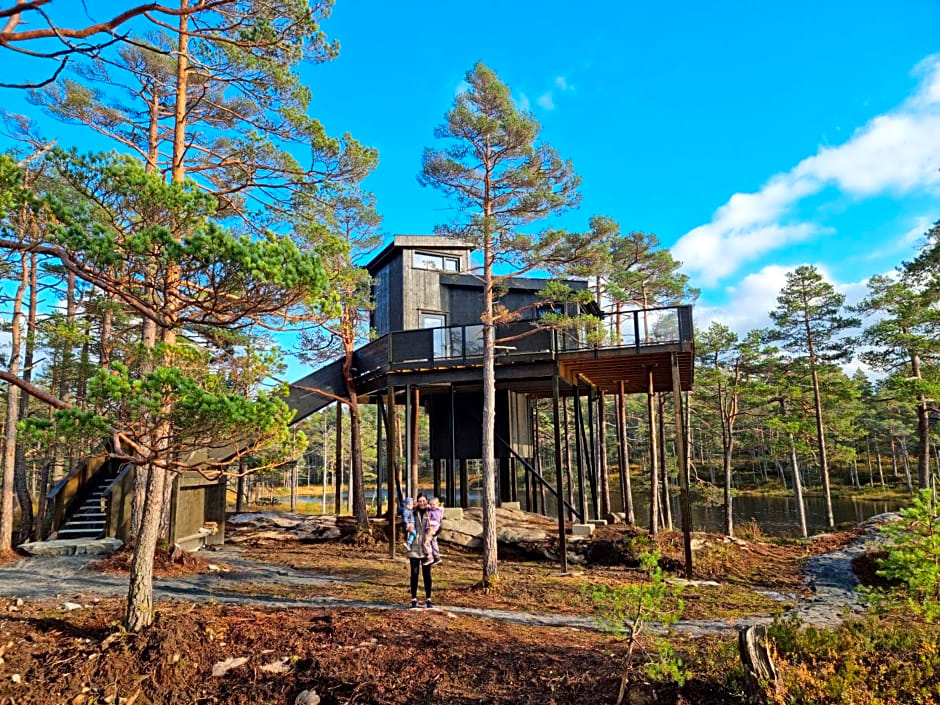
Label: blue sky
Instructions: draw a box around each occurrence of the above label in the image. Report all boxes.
[293,0,940,336]
[2,1,939,376]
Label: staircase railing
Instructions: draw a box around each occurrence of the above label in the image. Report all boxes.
[103,462,136,541]
[45,452,110,538]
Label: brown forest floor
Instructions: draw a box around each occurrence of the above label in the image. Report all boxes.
[228,524,863,622]
[0,599,743,705]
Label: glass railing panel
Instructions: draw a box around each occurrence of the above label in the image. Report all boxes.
[637,308,680,345]
[464,325,484,357]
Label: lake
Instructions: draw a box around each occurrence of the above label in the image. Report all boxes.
[291,485,904,537]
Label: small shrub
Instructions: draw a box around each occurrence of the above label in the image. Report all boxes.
[736,518,764,542]
[587,549,688,704]
[767,613,940,705]
[864,489,940,621]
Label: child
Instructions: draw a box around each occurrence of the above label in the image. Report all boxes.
[401,497,416,549]
[422,496,444,566]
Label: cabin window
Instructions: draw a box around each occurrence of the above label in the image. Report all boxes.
[414,252,459,272]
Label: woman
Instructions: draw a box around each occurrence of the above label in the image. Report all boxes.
[406,493,434,608]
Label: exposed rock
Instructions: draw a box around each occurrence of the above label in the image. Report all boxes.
[61,602,82,611]
[294,689,320,705]
[19,538,123,557]
[211,657,248,676]
[226,513,350,544]
[438,519,483,548]
[667,577,720,588]
[496,526,548,543]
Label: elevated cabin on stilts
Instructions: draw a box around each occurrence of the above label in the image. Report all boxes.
[287,235,696,571]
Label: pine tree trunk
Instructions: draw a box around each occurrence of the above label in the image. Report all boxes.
[125,463,166,632]
[481,250,498,583]
[1,252,28,552]
[788,433,808,538]
[899,436,914,494]
[658,394,672,531]
[809,366,835,529]
[916,398,930,490]
[647,370,659,535]
[875,442,885,487]
[343,335,368,528]
[723,438,734,537]
[14,252,37,543]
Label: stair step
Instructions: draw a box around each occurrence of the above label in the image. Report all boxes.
[56,528,103,537]
[73,512,106,518]
[64,520,106,527]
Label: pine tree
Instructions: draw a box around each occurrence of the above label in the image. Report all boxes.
[419,62,584,584]
[770,265,859,529]
[298,188,383,530]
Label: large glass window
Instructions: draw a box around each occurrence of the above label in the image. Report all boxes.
[414,252,459,272]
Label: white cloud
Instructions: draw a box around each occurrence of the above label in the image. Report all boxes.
[455,80,470,96]
[674,53,940,285]
[555,75,573,91]
[536,91,555,110]
[517,91,531,112]
[699,263,870,337]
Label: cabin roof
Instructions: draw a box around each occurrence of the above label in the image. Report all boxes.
[365,235,473,274]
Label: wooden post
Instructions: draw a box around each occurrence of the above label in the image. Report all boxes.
[552,367,568,572]
[647,367,660,536]
[617,381,635,524]
[598,390,611,519]
[562,396,574,521]
[672,353,693,578]
[586,385,599,519]
[534,403,546,514]
[409,386,420,497]
[449,383,457,507]
[334,403,343,515]
[376,398,384,518]
[573,382,588,522]
[459,459,469,509]
[386,385,399,558]
[433,459,442,500]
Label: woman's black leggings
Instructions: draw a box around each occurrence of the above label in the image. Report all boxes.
[409,557,432,599]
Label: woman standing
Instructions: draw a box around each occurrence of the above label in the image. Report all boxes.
[407,493,434,608]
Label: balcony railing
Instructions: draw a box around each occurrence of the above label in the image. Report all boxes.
[352,305,693,375]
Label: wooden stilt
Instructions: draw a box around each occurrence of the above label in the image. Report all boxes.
[386,385,399,558]
[334,403,343,515]
[672,353,693,578]
[573,382,588,521]
[552,366,568,572]
[376,398,383,519]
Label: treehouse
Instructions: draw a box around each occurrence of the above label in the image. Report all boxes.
[287,235,695,550]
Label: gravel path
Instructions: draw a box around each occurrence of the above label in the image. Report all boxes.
[0,518,894,635]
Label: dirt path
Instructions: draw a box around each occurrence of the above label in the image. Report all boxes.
[0,520,890,636]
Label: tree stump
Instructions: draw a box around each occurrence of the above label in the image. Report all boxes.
[738,625,779,702]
